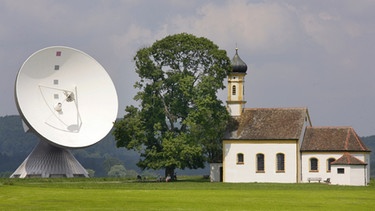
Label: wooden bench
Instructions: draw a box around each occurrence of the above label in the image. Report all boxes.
[308,177,322,183]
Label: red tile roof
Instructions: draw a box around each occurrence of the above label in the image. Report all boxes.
[225,107,310,140]
[301,127,370,152]
[331,153,367,165]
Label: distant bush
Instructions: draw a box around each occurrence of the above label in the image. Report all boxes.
[107,165,127,177]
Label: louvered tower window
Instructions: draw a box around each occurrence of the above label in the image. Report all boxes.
[232,85,236,95]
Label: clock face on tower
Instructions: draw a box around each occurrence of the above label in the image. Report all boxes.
[15,46,118,148]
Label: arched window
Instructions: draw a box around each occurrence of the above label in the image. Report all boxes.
[310,158,318,172]
[276,153,285,172]
[232,85,236,95]
[256,153,265,172]
[327,158,335,172]
[237,153,244,164]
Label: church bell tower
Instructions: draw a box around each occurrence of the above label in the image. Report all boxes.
[227,48,248,117]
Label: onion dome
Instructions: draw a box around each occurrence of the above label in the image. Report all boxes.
[231,48,247,73]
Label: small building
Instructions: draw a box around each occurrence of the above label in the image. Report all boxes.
[209,163,223,182]
[300,127,370,186]
[213,49,371,186]
[331,153,369,186]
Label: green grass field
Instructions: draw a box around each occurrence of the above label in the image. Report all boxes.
[1,176,375,210]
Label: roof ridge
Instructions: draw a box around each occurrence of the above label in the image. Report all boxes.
[345,128,350,150]
[244,107,308,110]
[350,127,368,151]
[345,152,350,163]
[306,126,352,129]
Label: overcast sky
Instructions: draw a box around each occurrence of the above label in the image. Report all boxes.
[1,0,374,136]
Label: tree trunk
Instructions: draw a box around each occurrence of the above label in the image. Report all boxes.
[165,166,175,179]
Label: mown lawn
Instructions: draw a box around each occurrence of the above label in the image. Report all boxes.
[1,177,375,210]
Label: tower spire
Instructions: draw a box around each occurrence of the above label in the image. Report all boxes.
[226,48,247,117]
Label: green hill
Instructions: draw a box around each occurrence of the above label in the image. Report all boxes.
[361,135,375,176]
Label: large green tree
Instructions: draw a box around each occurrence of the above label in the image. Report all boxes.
[113,33,231,177]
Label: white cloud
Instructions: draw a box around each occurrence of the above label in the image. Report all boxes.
[163,1,302,55]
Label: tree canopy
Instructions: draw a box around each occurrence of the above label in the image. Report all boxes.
[113,33,231,177]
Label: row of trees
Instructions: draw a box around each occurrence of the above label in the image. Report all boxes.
[113,33,232,177]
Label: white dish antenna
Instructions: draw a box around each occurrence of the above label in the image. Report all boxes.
[11,46,118,178]
[15,46,118,148]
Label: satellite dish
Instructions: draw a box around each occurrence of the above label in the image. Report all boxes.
[15,46,118,148]
[11,46,118,178]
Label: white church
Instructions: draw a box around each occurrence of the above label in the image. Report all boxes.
[210,49,371,186]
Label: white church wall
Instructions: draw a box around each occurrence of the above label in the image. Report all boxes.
[338,153,369,185]
[331,165,351,185]
[351,153,370,184]
[350,165,367,186]
[330,165,366,186]
[223,141,297,183]
[365,153,370,184]
[301,152,343,183]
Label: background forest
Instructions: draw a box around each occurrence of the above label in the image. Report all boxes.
[1,115,375,178]
[0,115,209,177]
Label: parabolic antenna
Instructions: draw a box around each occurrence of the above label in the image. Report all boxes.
[11,46,118,178]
